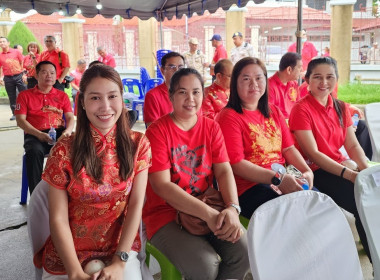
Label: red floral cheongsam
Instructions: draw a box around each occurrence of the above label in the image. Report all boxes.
[34,124,151,275]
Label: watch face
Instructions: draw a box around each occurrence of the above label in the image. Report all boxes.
[120,251,129,262]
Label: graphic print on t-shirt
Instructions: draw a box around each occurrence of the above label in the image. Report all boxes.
[171,144,212,195]
[248,117,283,166]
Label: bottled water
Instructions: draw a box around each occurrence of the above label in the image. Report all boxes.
[352,113,359,127]
[48,127,56,145]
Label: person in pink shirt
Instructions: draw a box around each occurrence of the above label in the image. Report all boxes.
[202,59,233,119]
[143,52,185,127]
[288,29,318,73]
[289,56,371,262]
[69,59,86,114]
[0,36,27,120]
[204,34,228,82]
[23,42,41,89]
[268,52,303,118]
[97,46,116,68]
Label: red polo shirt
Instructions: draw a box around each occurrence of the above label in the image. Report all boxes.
[38,49,70,78]
[143,83,172,124]
[288,41,318,71]
[15,86,72,131]
[268,72,300,118]
[98,53,116,68]
[288,94,352,171]
[0,48,24,76]
[212,44,227,64]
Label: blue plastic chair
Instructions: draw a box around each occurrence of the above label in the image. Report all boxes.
[140,67,151,90]
[144,78,164,93]
[122,78,145,120]
[156,49,171,79]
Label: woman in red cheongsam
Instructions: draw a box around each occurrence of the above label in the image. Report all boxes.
[34,65,151,280]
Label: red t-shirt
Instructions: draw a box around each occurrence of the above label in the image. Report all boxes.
[0,48,24,76]
[288,94,352,171]
[38,49,70,78]
[143,83,172,124]
[23,54,40,77]
[212,44,228,63]
[36,127,151,274]
[216,104,293,196]
[143,114,229,239]
[288,41,318,71]
[268,72,300,118]
[202,82,229,120]
[15,86,72,131]
[98,53,116,68]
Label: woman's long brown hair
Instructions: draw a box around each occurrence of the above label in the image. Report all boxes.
[71,65,136,183]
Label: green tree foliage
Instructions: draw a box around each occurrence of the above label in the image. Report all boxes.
[7,21,41,55]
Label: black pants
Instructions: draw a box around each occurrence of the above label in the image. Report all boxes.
[4,73,27,114]
[314,168,371,262]
[53,80,65,92]
[239,183,280,219]
[356,120,373,160]
[24,128,64,194]
[27,77,38,89]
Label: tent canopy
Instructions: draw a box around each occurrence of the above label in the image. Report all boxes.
[1,0,264,20]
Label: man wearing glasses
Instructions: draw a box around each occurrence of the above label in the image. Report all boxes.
[202,59,233,120]
[38,35,70,91]
[143,52,185,127]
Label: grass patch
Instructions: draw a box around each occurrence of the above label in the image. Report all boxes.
[0,87,6,97]
[0,86,72,98]
[338,83,380,104]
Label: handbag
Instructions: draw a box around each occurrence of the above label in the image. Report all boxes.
[176,187,225,235]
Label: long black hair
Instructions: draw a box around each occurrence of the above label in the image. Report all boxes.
[226,57,270,118]
[305,56,345,127]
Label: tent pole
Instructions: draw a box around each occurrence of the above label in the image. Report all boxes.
[297,0,303,85]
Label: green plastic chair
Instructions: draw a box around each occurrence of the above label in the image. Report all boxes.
[145,241,182,280]
[239,215,250,229]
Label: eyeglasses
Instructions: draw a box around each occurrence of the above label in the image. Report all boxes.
[164,65,185,71]
[219,72,231,78]
[44,40,54,43]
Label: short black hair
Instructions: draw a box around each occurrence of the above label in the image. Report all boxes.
[36,61,56,74]
[161,52,185,67]
[279,52,302,71]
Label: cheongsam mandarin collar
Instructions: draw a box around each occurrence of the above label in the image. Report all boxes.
[90,123,117,155]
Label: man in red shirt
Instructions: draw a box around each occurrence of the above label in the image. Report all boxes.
[143,52,185,127]
[15,61,74,193]
[288,29,318,73]
[38,35,70,92]
[97,46,116,68]
[0,36,27,120]
[268,52,303,118]
[202,59,233,119]
[205,34,227,82]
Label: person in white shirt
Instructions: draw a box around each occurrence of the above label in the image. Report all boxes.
[230,32,255,64]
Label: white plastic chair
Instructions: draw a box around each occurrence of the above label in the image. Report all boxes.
[247,191,363,280]
[365,102,380,162]
[27,180,153,280]
[355,165,380,279]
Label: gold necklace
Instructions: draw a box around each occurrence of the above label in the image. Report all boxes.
[171,113,197,131]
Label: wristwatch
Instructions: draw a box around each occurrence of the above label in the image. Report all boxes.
[271,171,282,186]
[115,251,129,262]
[228,203,241,215]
